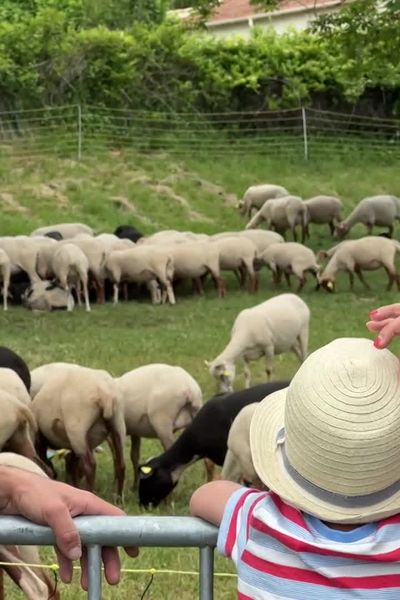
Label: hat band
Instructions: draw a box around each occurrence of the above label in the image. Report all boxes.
[277,428,400,509]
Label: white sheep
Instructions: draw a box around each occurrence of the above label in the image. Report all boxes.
[160,241,225,298]
[0,389,37,459]
[22,280,75,312]
[211,236,258,291]
[304,195,343,238]
[207,293,310,392]
[139,231,209,245]
[221,403,262,486]
[245,195,308,242]
[318,236,400,292]
[0,367,31,405]
[51,243,91,312]
[260,242,320,292]
[334,195,400,238]
[30,223,94,238]
[0,248,10,311]
[115,363,202,487]
[30,366,126,496]
[0,453,59,600]
[103,245,176,305]
[212,230,284,254]
[0,236,56,285]
[30,362,113,398]
[238,184,289,218]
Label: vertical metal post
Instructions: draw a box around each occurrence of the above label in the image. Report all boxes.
[301,106,308,161]
[77,104,82,161]
[87,545,102,600]
[199,546,214,600]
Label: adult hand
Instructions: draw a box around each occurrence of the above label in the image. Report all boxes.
[366,304,400,348]
[0,466,138,589]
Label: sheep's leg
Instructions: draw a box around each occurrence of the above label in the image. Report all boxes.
[264,346,274,380]
[80,449,96,492]
[296,276,306,293]
[354,267,370,290]
[130,435,141,490]
[193,277,205,296]
[215,276,226,299]
[75,280,82,306]
[366,223,373,235]
[81,277,91,312]
[221,449,243,483]
[122,282,129,301]
[243,359,251,388]
[148,415,175,450]
[284,271,291,288]
[292,227,298,242]
[238,265,247,289]
[65,451,82,486]
[329,221,335,237]
[2,269,9,311]
[165,280,176,305]
[347,270,355,290]
[109,427,125,498]
[113,282,120,305]
[296,327,309,361]
[387,224,394,238]
[204,458,216,482]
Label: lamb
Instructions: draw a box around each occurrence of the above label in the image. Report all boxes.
[51,243,91,312]
[22,280,74,312]
[0,346,31,391]
[103,245,176,305]
[30,223,94,238]
[211,236,258,291]
[30,366,126,496]
[160,241,225,298]
[245,195,308,242]
[334,195,400,238]
[138,381,289,507]
[317,236,400,292]
[238,184,289,218]
[0,453,60,600]
[0,248,10,311]
[304,195,343,238]
[259,242,320,292]
[206,293,310,392]
[221,402,262,486]
[115,364,202,488]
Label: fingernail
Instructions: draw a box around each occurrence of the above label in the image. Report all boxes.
[68,546,82,561]
[369,310,378,317]
[373,337,383,348]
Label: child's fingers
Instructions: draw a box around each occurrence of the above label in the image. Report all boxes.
[369,304,400,321]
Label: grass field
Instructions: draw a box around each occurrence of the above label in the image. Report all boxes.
[1,147,400,598]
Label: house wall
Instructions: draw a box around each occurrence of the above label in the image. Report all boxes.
[206,4,339,38]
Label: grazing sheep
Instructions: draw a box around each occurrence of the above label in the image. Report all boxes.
[207,293,310,392]
[0,453,60,600]
[31,367,126,496]
[140,231,209,245]
[0,236,55,285]
[22,280,74,312]
[30,223,94,238]
[0,368,31,405]
[212,230,284,255]
[51,243,91,312]
[211,236,258,291]
[260,242,320,292]
[221,402,262,486]
[304,195,343,238]
[0,390,37,459]
[0,248,10,311]
[64,237,113,303]
[114,224,144,243]
[334,195,400,238]
[245,195,308,242]
[138,381,289,507]
[317,236,400,292]
[159,241,225,298]
[0,346,31,392]
[103,245,176,305]
[115,364,202,488]
[238,184,289,218]
[30,362,113,399]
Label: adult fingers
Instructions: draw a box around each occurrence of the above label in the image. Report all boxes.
[371,320,400,348]
[368,304,400,321]
[43,502,82,562]
[102,546,121,585]
[366,318,392,332]
[55,547,73,584]
[80,547,88,591]
[124,545,139,558]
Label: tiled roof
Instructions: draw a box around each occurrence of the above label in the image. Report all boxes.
[209,0,341,23]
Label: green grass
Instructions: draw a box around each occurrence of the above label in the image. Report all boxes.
[1,147,400,598]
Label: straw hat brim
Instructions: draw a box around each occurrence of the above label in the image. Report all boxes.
[250,388,400,524]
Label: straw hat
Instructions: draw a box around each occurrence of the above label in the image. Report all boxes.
[250,337,400,523]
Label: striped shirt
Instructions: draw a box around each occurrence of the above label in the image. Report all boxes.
[217,487,400,599]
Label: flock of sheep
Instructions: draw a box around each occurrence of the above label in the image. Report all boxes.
[1,181,400,597]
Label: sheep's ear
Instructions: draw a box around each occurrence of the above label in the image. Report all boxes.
[326,280,334,291]
[139,465,153,478]
[317,250,328,261]
[204,359,210,368]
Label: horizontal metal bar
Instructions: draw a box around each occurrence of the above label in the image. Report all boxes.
[0,516,218,548]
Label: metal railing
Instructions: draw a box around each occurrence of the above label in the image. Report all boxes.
[0,515,219,600]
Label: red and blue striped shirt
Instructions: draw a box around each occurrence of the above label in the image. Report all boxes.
[217,488,400,599]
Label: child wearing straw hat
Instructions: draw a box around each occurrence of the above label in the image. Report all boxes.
[190,334,400,598]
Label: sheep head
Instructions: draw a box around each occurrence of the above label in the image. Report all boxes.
[208,360,235,393]
[334,222,348,239]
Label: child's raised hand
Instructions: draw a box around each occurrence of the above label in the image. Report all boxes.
[366,304,400,348]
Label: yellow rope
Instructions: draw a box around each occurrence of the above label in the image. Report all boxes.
[0,562,236,578]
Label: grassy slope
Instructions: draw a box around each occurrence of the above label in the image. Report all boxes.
[1,148,400,598]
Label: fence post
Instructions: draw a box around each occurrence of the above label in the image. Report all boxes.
[77,104,82,161]
[301,106,309,161]
[199,546,214,600]
[87,544,102,600]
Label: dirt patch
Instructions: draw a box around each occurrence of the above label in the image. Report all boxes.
[30,183,70,207]
[0,192,29,214]
[110,196,137,212]
[161,170,238,206]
